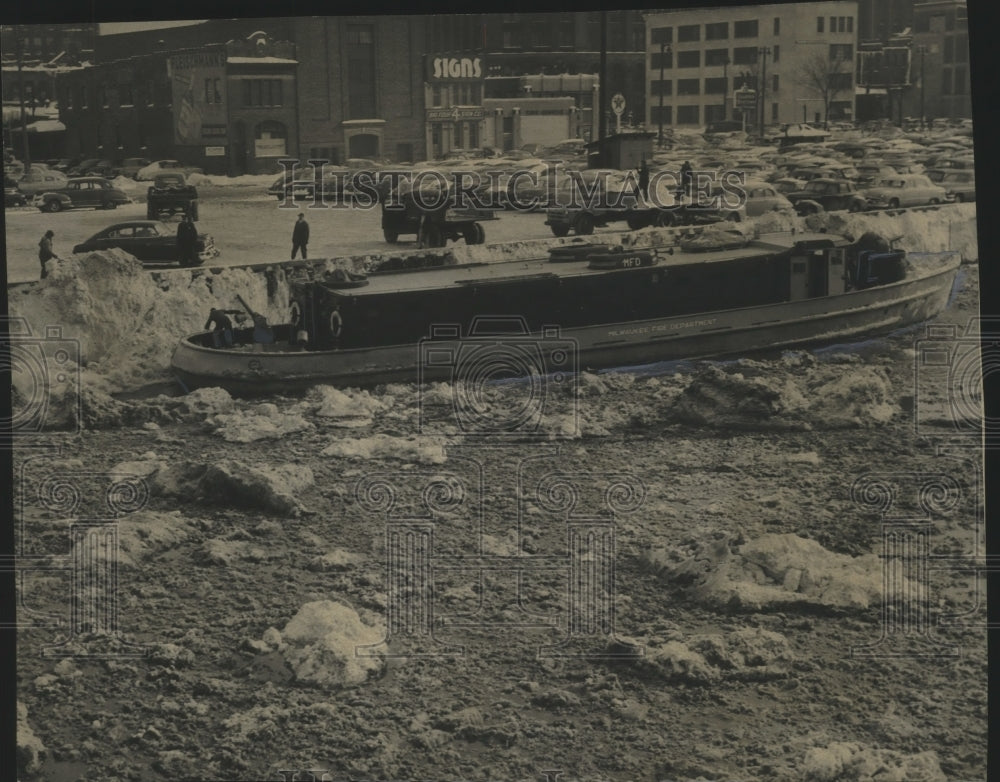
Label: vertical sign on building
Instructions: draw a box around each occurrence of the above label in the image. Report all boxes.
[168,51,227,146]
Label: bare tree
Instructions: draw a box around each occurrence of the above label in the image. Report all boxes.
[797,51,853,129]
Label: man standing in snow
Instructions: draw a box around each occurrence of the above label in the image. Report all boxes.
[176,214,199,267]
[38,230,59,279]
[291,213,310,259]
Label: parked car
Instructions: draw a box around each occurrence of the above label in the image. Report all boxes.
[786,178,869,215]
[4,175,27,207]
[741,182,795,217]
[113,157,151,178]
[544,169,637,236]
[85,159,117,178]
[50,157,81,173]
[135,160,203,181]
[33,177,131,212]
[72,220,219,266]
[853,163,899,188]
[863,175,948,209]
[67,158,101,177]
[938,170,975,203]
[17,168,69,196]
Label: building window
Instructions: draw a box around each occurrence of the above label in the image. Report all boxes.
[915,14,930,33]
[677,78,700,96]
[678,50,700,68]
[773,17,780,35]
[733,46,758,65]
[146,80,155,106]
[205,78,213,104]
[677,24,699,43]
[346,23,376,119]
[830,44,853,62]
[772,74,779,91]
[254,120,287,157]
[838,16,845,32]
[650,105,672,124]
[772,44,779,63]
[941,68,953,95]
[734,20,758,38]
[943,36,954,63]
[651,26,673,45]
[651,50,673,69]
[242,79,284,107]
[432,84,442,107]
[651,79,672,96]
[559,18,574,47]
[80,86,88,109]
[817,17,824,33]
[705,48,729,66]
[830,17,836,34]
[705,22,728,40]
[120,84,133,106]
[847,17,853,33]
[772,102,778,121]
[677,104,699,124]
[704,77,728,94]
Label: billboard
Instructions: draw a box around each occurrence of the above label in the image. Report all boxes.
[168,50,227,145]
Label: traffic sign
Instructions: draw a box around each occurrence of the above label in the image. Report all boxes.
[734,88,757,111]
[611,93,626,116]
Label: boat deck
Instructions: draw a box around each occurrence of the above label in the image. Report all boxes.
[331,232,847,297]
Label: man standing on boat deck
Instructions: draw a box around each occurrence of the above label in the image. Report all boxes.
[204,307,236,347]
[680,161,693,199]
[291,212,310,259]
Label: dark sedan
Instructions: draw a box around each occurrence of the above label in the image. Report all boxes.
[72,220,219,266]
[786,178,868,215]
[33,177,131,212]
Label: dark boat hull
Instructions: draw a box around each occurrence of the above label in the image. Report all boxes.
[171,253,961,395]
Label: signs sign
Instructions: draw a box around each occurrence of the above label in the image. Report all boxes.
[611,93,626,116]
[205,146,226,156]
[168,51,227,145]
[428,56,483,81]
[426,107,486,122]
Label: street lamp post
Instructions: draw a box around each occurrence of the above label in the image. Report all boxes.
[657,42,671,148]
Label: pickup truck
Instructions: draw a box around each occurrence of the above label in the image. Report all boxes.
[146,173,199,220]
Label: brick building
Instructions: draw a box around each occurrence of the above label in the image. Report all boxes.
[906,0,970,120]
[55,32,298,175]
[292,16,429,164]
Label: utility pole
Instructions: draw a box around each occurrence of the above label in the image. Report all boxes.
[598,11,607,166]
[758,46,771,137]
[657,41,671,147]
[721,56,730,121]
[918,44,927,130]
[14,25,32,171]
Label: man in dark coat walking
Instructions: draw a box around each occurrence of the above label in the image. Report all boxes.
[38,230,60,279]
[176,214,199,267]
[680,161,693,199]
[291,213,310,259]
[638,159,650,200]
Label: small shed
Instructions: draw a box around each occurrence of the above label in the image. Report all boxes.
[586,131,656,171]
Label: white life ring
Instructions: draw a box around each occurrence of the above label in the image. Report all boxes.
[290,300,303,328]
[329,309,343,337]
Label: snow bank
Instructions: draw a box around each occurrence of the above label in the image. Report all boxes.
[640,627,796,684]
[308,385,392,427]
[7,249,291,392]
[647,532,913,611]
[265,600,386,687]
[208,402,313,442]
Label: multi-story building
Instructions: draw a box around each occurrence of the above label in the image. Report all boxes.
[55,32,298,175]
[907,0,970,120]
[1,23,97,67]
[644,3,859,132]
